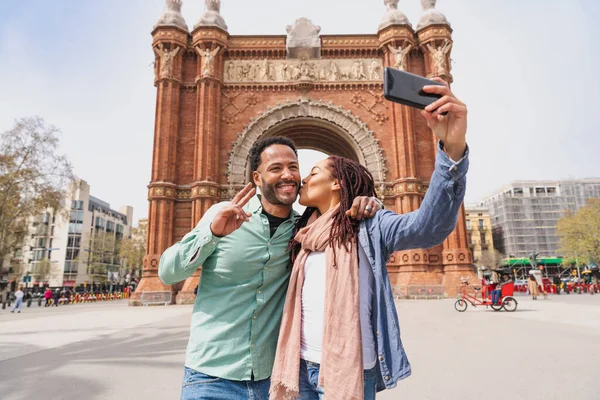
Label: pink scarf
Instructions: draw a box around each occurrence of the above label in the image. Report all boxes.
[270,206,364,400]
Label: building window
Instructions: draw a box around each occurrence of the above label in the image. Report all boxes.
[67,235,81,248]
[466,220,471,230]
[95,217,105,230]
[69,210,84,223]
[106,221,115,232]
[66,249,80,261]
[480,232,487,245]
[514,188,523,195]
[68,223,83,234]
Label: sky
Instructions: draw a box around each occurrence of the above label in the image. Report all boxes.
[1,0,599,224]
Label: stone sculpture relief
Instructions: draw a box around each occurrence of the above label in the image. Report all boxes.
[196,46,220,77]
[223,59,383,83]
[154,44,180,78]
[388,43,412,71]
[426,40,452,76]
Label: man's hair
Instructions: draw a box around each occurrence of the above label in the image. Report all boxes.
[248,136,298,173]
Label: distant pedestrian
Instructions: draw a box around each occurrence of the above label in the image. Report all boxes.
[53,289,61,307]
[528,275,539,300]
[11,286,24,313]
[1,287,9,310]
[44,288,52,307]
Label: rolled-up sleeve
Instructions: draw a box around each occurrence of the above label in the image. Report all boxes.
[158,203,226,285]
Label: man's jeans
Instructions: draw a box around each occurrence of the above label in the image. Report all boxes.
[299,359,377,400]
[11,298,22,313]
[491,289,502,305]
[181,367,270,400]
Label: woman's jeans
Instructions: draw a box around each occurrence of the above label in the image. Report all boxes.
[299,359,377,400]
[180,367,270,400]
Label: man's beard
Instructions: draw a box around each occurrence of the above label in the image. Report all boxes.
[260,178,298,206]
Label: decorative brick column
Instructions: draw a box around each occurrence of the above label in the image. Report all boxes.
[130,26,188,306]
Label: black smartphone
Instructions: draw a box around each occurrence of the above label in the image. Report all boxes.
[383,67,445,112]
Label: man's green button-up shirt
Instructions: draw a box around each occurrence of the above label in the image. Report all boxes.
[158,195,297,381]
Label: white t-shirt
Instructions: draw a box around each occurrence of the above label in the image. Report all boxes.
[300,246,377,369]
[15,290,24,300]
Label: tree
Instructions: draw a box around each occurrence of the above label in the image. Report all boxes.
[476,249,504,269]
[119,222,147,278]
[35,258,58,284]
[0,117,74,264]
[557,199,600,265]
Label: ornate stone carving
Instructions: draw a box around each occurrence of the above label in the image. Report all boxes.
[417,0,450,31]
[286,18,321,59]
[155,0,188,31]
[196,46,220,77]
[195,0,227,31]
[227,98,387,186]
[387,43,412,71]
[426,39,452,76]
[221,92,261,124]
[154,44,180,79]
[223,58,383,83]
[379,0,411,30]
[350,91,389,125]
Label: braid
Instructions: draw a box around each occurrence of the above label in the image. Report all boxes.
[327,156,376,258]
[288,156,376,265]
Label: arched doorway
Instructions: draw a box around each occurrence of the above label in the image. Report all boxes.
[226,98,387,188]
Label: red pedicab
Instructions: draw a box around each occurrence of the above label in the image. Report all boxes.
[455,274,518,312]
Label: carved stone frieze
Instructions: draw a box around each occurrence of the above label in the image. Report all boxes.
[223,59,383,84]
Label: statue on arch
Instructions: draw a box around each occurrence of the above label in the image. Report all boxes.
[225,61,235,81]
[329,61,340,81]
[426,39,452,76]
[388,43,412,71]
[196,46,220,77]
[154,44,180,78]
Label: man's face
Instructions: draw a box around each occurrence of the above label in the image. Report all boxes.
[253,144,301,207]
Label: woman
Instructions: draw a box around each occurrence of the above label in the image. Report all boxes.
[270,151,467,399]
[528,274,539,300]
[270,78,468,400]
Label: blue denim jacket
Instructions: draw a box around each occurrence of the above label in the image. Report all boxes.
[358,142,469,391]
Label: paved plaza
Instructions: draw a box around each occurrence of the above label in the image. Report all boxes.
[0,295,598,400]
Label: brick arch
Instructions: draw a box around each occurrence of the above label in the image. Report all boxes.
[226,97,387,186]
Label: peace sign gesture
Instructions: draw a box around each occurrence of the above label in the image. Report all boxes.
[210,183,256,237]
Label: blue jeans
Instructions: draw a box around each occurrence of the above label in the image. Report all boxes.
[11,298,22,313]
[181,367,270,400]
[491,289,502,305]
[299,359,377,400]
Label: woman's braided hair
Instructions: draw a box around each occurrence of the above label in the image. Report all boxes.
[289,155,376,264]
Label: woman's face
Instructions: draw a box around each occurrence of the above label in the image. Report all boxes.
[298,158,339,209]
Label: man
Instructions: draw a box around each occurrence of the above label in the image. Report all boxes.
[159,136,381,399]
[491,273,513,305]
[10,286,24,314]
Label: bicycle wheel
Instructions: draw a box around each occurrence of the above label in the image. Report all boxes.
[454,299,467,312]
[502,297,518,312]
[490,302,503,311]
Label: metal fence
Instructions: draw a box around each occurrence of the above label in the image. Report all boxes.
[140,291,172,306]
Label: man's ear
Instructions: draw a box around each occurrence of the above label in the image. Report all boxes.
[252,171,261,188]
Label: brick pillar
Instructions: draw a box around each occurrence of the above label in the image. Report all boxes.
[175,27,229,305]
[379,25,444,295]
[417,25,476,297]
[131,27,188,306]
